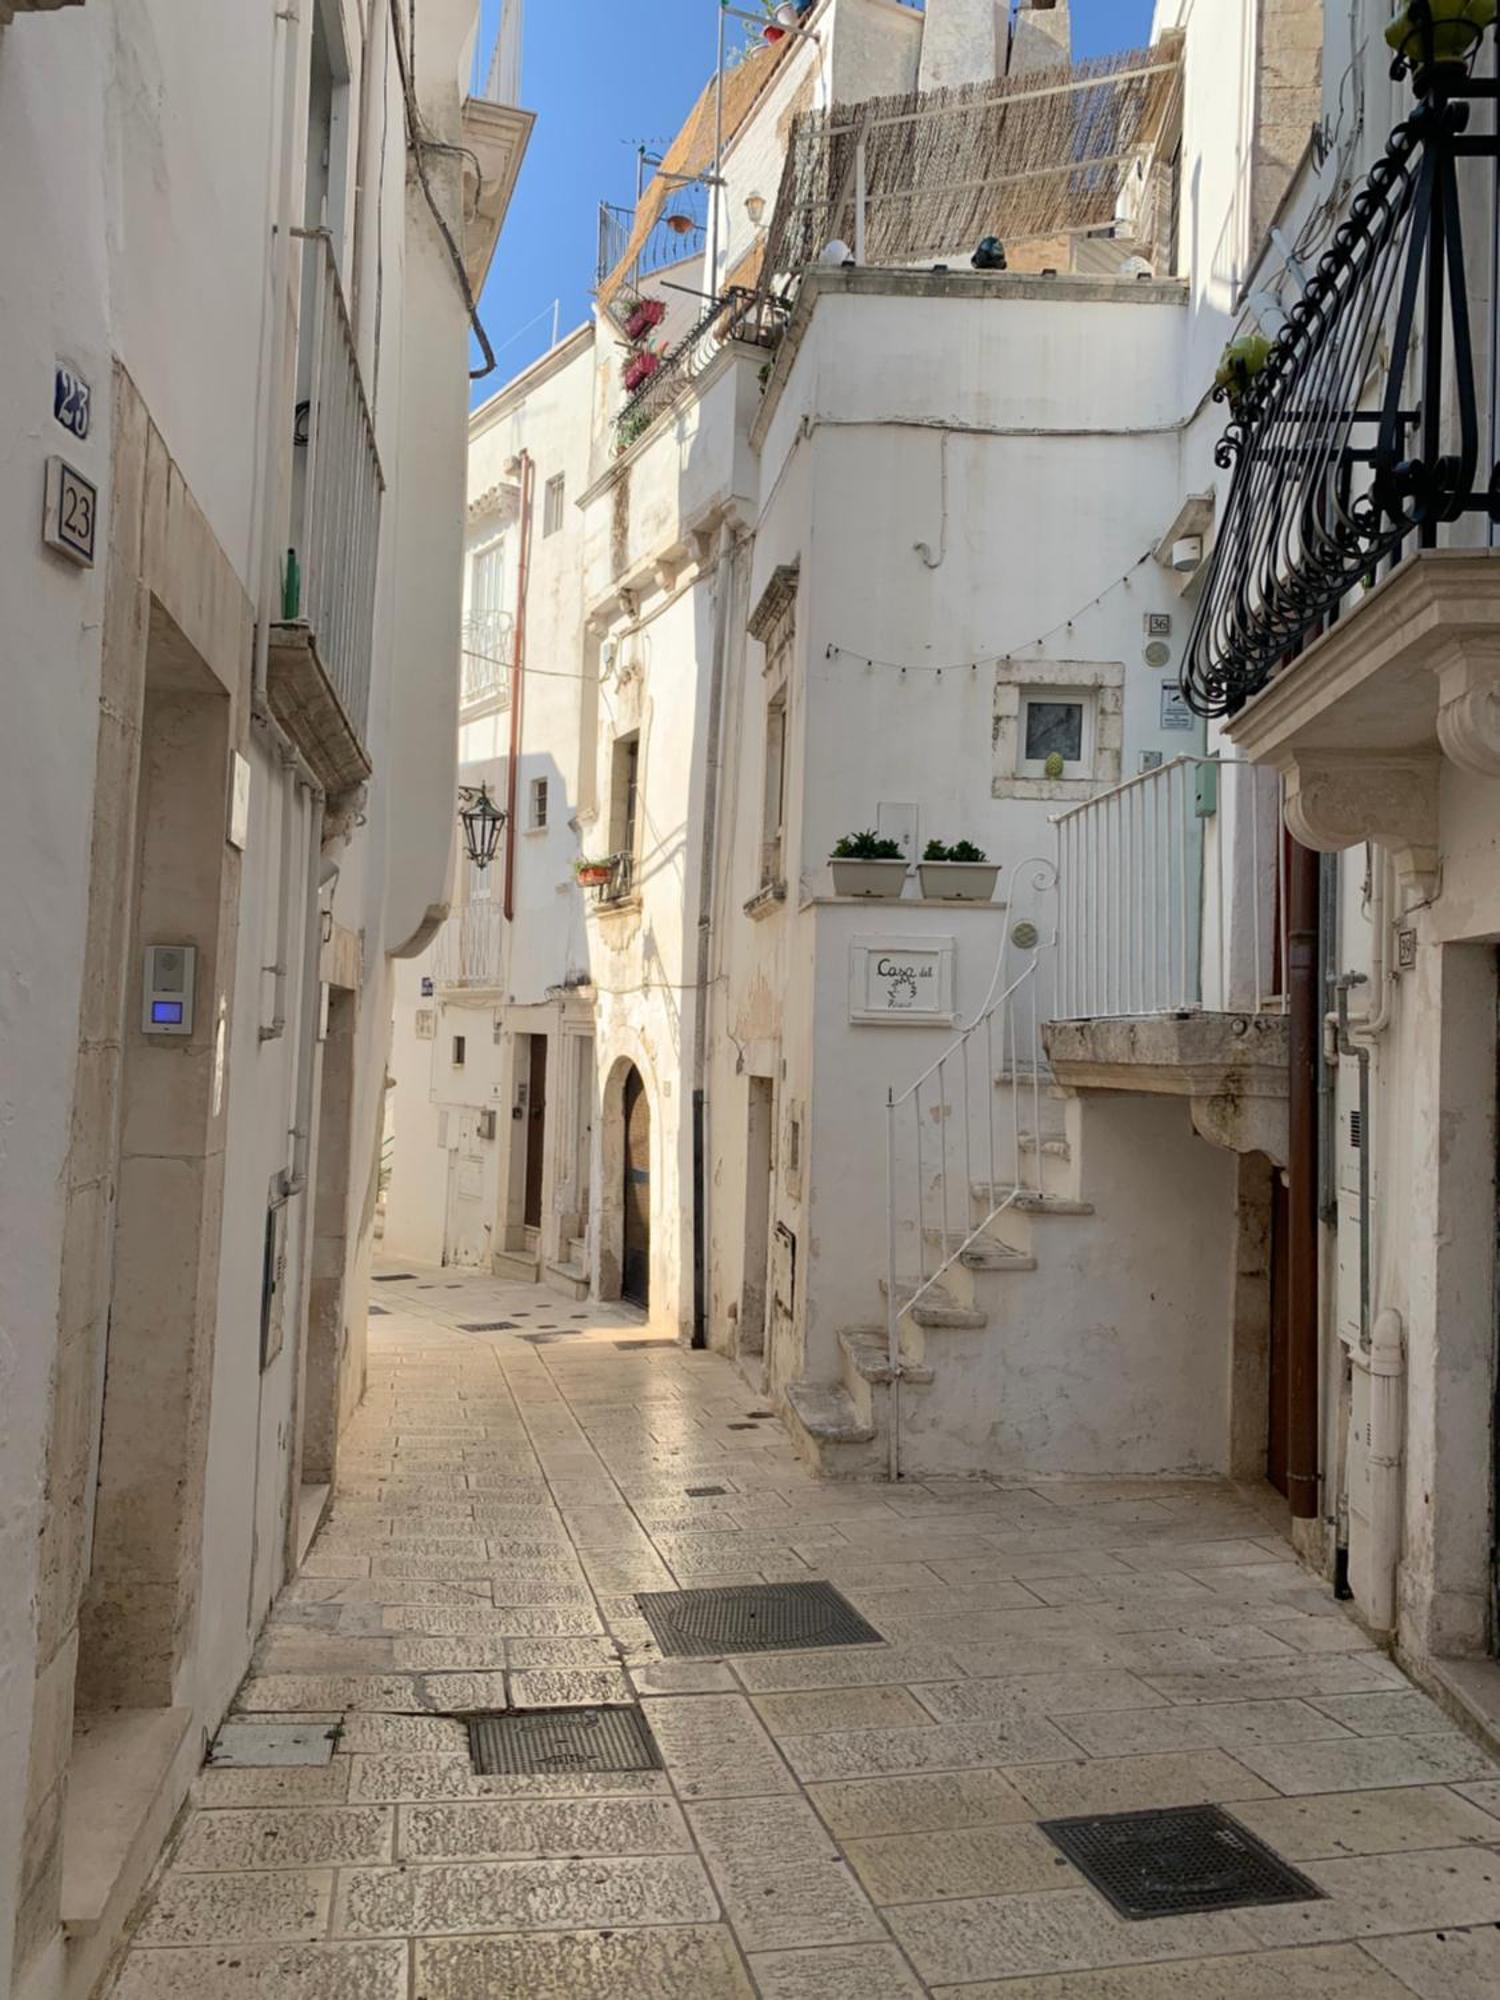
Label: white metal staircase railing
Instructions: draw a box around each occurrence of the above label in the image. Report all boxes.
[883,859,1058,1480]
[433,899,504,987]
[1051,754,1286,1020]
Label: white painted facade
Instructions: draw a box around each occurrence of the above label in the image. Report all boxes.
[0,2,526,1991]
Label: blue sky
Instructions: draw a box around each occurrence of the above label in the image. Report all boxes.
[471,0,1157,397]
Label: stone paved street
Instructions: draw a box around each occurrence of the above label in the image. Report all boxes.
[106,1268,1500,1997]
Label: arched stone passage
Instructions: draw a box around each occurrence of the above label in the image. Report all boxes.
[598,1054,653,1309]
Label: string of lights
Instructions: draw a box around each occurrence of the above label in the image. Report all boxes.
[821,549,1158,677]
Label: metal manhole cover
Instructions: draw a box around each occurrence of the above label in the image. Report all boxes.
[460,1321,519,1332]
[209,1720,338,1768]
[372,1273,415,1282]
[635,1582,884,1658]
[1039,1805,1321,1920]
[468,1706,660,1776]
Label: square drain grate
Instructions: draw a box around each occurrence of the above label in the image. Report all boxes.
[635,1581,884,1658]
[684,1484,727,1497]
[468,1706,660,1776]
[460,1321,518,1332]
[1039,1805,1322,1920]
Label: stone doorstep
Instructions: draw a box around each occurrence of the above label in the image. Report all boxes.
[61,1706,196,1938]
[1421,1654,1500,1765]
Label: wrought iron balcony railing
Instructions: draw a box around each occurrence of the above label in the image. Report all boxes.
[1183,25,1500,719]
[615,287,788,452]
[461,608,514,710]
[589,853,636,905]
[433,899,504,987]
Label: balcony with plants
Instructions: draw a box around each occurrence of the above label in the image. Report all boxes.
[1183,3,1500,867]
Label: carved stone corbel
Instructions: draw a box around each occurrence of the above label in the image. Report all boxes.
[1433,643,1500,778]
[1282,752,1440,896]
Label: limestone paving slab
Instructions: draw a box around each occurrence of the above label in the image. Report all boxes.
[412,1923,757,1999]
[1057,1698,1353,1758]
[1232,1732,1499,1795]
[131,1867,335,1945]
[888,1886,1257,1984]
[397,1795,692,1858]
[1006,1750,1275,1817]
[928,1940,1419,1998]
[335,1714,470,1754]
[1365,1923,1500,1999]
[173,1805,394,1870]
[1233,1844,1500,1946]
[685,1794,887,1950]
[749,1941,927,1999]
[348,1753,671,1804]
[729,1645,966,1692]
[508,1666,634,1707]
[807,1768,1037,1838]
[1231,1783,1500,1858]
[914,1671,1169,1723]
[751,1686,934,1737]
[779,1713,1079,1781]
[639,1693,797,1798]
[192,1762,353,1807]
[110,1941,410,1999]
[846,1821,1080,1904]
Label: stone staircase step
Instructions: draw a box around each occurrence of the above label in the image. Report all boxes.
[837,1327,934,1387]
[969,1184,1094,1217]
[785,1379,876,1450]
[1018,1132,1072,1159]
[543,1259,589,1301]
[493,1247,541,1281]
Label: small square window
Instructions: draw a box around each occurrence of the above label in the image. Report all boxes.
[1020,691,1094,778]
[452,1035,466,1067]
[543,474,565,537]
[528,776,549,830]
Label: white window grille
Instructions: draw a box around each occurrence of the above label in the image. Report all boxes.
[543,473,565,537]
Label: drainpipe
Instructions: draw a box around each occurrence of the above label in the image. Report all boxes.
[503,452,535,922]
[1286,837,1322,1521]
[262,751,299,1041]
[691,520,736,1349]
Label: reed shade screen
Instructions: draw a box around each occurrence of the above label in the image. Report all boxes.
[762,44,1183,281]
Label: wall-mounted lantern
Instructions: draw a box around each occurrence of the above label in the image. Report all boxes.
[458,783,507,870]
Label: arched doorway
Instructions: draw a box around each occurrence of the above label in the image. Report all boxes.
[622,1063,650,1308]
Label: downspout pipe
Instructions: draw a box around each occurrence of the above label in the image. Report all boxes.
[1287,836,1322,1521]
[503,451,535,922]
[691,521,735,1349]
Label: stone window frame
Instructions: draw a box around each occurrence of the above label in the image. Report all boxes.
[992,657,1123,801]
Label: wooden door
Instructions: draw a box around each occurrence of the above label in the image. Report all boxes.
[1267,1171,1291,1496]
[622,1065,650,1308]
[523,1035,547,1230]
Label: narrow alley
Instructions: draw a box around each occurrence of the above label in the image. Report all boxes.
[106,1268,1500,1998]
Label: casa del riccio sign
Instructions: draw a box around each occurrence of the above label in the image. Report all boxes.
[848,935,956,1026]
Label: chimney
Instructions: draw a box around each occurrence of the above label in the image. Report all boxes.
[1007,0,1072,75]
[918,0,1004,95]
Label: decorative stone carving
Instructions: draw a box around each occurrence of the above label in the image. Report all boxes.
[1434,645,1500,777]
[1282,752,1439,895]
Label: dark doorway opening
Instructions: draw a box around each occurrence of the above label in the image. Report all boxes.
[622,1063,650,1309]
[1267,1171,1291,1498]
[523,1034,548,1230]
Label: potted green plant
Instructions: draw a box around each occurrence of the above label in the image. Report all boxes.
[830,830,908,898]
[919,839,1001,902]
[574,855,613,888]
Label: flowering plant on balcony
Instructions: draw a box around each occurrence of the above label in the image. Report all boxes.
[1386,0,1496,71]
[574,855,614,887]
[624,296,666,342]
[623,346,663,394]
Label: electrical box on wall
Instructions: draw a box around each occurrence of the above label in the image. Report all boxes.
[142,944,196,1036]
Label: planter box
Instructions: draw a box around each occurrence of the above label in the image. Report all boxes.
[831,858,909,899]
[918,861,1001,903]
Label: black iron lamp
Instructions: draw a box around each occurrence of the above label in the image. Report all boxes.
[458,783,507,870]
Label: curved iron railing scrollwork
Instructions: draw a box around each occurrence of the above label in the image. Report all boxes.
[1184,34,1497,719]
